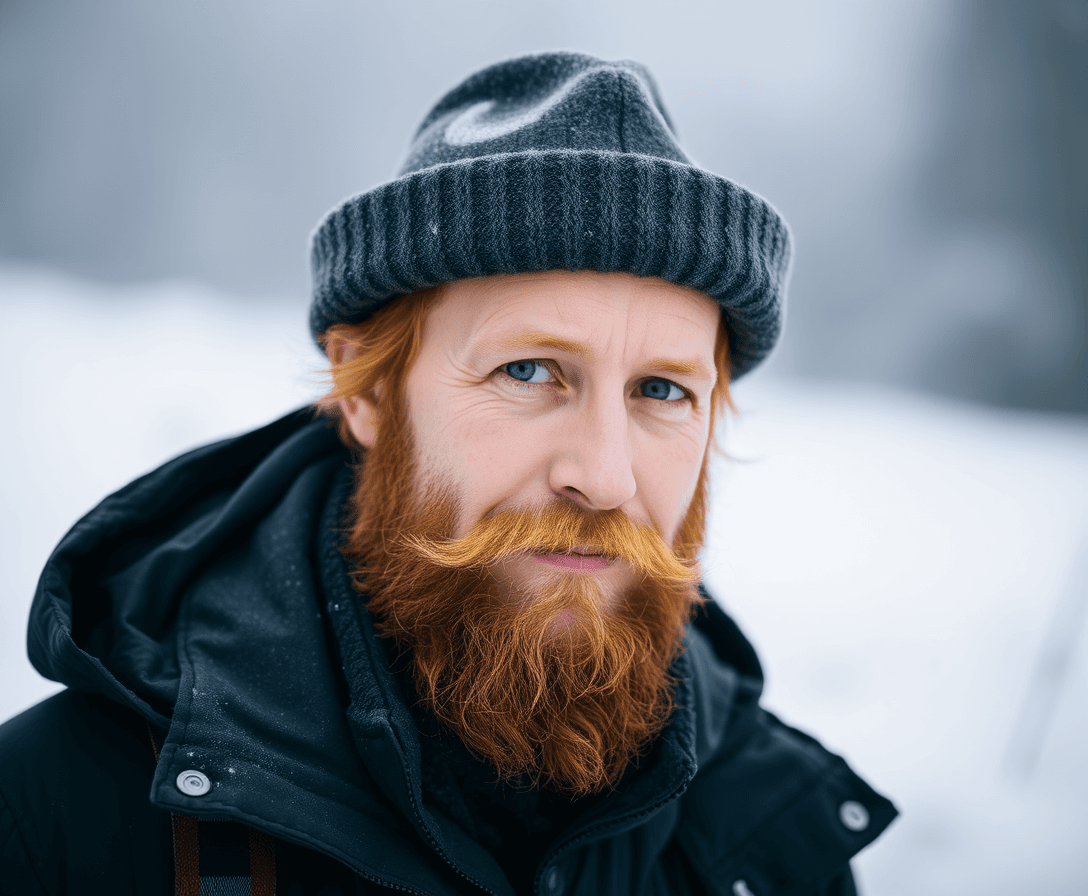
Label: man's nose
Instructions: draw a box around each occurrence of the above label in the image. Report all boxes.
[547,393,637,511]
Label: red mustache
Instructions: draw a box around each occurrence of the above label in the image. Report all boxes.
[400,500,699,585]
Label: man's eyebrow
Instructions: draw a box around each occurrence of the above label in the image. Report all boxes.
[498,333,591,357]
[644,358,715,383]
[495,333,715,383]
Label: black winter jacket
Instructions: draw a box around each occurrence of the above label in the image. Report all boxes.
[0,411,896,895]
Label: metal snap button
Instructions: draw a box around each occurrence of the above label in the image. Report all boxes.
[544,866,564,896]
[176,769,211,797]
[839,800,870,831]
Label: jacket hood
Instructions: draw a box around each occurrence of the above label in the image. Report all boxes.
[29,409,346,728]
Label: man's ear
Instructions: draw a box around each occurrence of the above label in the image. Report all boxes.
[325,332,380,450]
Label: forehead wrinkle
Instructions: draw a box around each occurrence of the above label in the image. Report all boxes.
[462,274,566,312]
[458,301,538,360]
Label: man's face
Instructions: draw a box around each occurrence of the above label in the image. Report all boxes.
[336,269,721,794]
[401,269,719,608]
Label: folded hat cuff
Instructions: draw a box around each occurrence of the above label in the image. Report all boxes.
[310,149,791,378]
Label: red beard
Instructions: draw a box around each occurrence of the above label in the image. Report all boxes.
[342,388,708,796]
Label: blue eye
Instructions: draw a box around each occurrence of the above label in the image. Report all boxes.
[641,378,686,401]
[503,360,552,384]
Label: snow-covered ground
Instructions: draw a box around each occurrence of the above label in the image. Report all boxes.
[3,266,1087,894]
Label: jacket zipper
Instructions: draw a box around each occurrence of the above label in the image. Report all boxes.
[402,752,498,895]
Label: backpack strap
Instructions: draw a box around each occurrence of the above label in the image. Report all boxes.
[171,814,199,896]
[148,726,276,895]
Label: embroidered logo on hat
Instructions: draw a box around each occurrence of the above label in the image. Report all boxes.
[445,96,557,146]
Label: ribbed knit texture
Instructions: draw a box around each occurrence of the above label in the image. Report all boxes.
[310,53,792,377]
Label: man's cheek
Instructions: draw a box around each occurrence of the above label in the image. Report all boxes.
[460,419,551,481]
[423,391,520,451]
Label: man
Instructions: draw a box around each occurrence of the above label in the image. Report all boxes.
[0,53,896,894]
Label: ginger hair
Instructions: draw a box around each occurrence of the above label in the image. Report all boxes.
[317,284,445,448]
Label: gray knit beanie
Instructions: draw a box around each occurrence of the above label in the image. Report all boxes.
[310,52,791,378]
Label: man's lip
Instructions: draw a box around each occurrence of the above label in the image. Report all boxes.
[531,550,615,571]
[542,546,610,558]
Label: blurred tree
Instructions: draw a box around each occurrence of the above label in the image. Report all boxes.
[913,0,1088,412]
